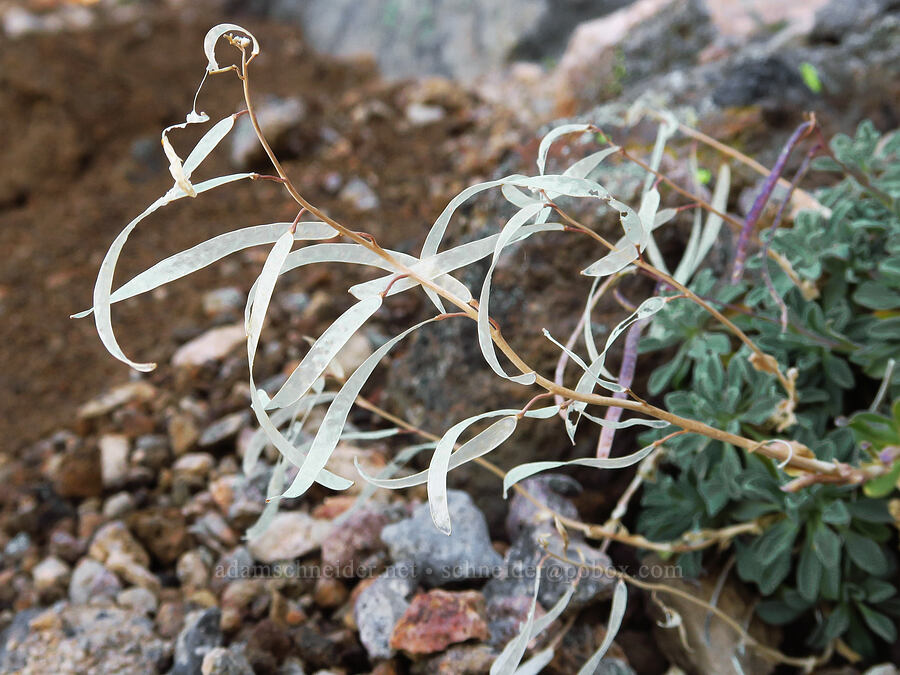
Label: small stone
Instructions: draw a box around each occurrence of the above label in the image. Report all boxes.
[156,600,186,639]
[129,506,192,565]
[190,511,239,549]
[222,579,263,612]
[390,590,489,655]
[49,529,83,563]
[105,549,161,593]
[89,521,151,568]
[410,644,497,675]
[354,562,419,660]
[339,177,380,211]
[202,645,254,675]
[245,619,293,673]
[313,577,348,609]
[69,558,122,604]
[4,532,31,560]
[247,511,331,563]
[405,102,446,126]
[173,452,216,482]
[321,504,394,575]
[381,491,502,587]
[103,492,136,519]
[210,475,239,514]
[176,550,210,591]
[172,324,245,368]
[99,434,130,488]
[334,333,374,374]
[199,412,248,448]
[53,445,103,498]
[31,556,70,594]
[230,97,306,169]
[203,287,246,318]
[172,608,223,675]
[117,586,158,615]
[77,381,156,419]
[169,413,200,456]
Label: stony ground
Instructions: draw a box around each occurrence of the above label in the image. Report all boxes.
[2,0,900,673]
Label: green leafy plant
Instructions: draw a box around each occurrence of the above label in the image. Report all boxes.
[638,121,900,661]
[76,25,900,671]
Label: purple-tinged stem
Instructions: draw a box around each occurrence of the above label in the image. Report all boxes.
[596,316,649,458]
[731,120,814,283]
[759,144,820,330]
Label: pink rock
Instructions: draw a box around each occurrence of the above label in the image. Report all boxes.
[390,590,489,655]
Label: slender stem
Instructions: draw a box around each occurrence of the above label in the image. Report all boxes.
[237,46,876,481]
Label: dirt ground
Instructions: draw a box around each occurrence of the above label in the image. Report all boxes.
[0,9,521,454]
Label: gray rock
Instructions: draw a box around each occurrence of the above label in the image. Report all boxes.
[230,96,307,169]
[172,608,223,675]
[354,561,419,660]
[250,0,632,82]
[69,557,122,604]
[811,0,893,43]
[339,177,380,211]
[0,604,168,675]
[505,475,582,541]
[203,287,246,319]
[381,490,503,586]
[201,645,254,675]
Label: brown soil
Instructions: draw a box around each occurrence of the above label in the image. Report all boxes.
[0,9,517,454]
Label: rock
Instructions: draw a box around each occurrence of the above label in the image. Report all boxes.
[103,491,137,518]
[410,644,497,674]
[354,562,420,660]
[0,604,167,674]
[69,558,122,604]
[811,0,886,43]
[129,507,193,565]
[169,413,201,456]
[190,511,239,549]
[339,177,380,211]
[31,556,70,595]
[173,452,216,484]
[3,532,30,560]
[172,608,223,675]
[552,0,713,112]
[264,0,632,82]
[77,381,157,419]
[172,324,245,368]
[648,557,779,675]
[202,287,246,318]
[313,577,349,609]
[321,504,396,575]
[390,589,489,655]
[105,549,161,594]
[405,102,446,126]
[505,474,582,541]
[245,619,294,673]
[485,593,547,648]
[156,600,186,639]
[117,586,158,615]
[89,521,151,569]
[199,411,249,448]
[99,434,130,489]
[49,529,83,563]
[202,645,254,675]
[176,550,210,591]
[247,511,331,563]
[380,491,502,587]
[712,56,811,109]
[132,434,172,471]
[52,444,103,498]
[230,96,307,170]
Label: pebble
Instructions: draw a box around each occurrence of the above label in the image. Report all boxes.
[410,644,496,674]
[380,491,502,587]
[103,491,136,519]
[89,521,151,569]
[173,452,216,483]
[405,102,446,125]
[172,324,245,368]
[77,381,156,419]
[339,177,380,211]
[313,577,348,609]
[199,411,249,448]
[168,412,200,456]
[390,589,489,655]
[31,556,70,594]
[99,433,130,489]
[176,550,210,591]
[202,287,246,318]
[156,599,186,639]
[117,586,158,615]
[246,511,331,563]
[69,558,121,604]
[52,445,103,498]
[321,504,394,574]
[129,506,192,565]
[201,645,255,675]
[172,607,223,675]
[230,96,306,169]
[354,561,420,660]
